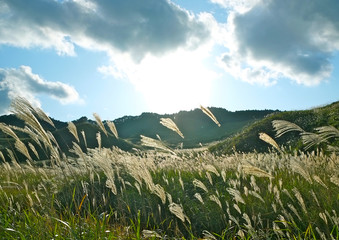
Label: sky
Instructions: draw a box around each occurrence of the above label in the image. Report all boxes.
[0,0,339,121]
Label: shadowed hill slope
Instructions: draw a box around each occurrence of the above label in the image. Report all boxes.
[0,107,275,161]
[113,108,276,148]
[209,101,339,155]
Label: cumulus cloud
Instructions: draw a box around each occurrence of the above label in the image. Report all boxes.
[217,0,339,86]
[0,0,210,61]
[0,66,81,114]
[98,44,218,114]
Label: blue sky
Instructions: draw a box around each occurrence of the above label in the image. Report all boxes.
[0,0,339,121]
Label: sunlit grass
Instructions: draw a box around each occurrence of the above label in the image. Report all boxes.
[0,98,338,239]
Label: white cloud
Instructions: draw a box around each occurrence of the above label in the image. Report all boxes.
[0,0,223,114]
[99,44,219,114]
[210,0,261,13]
[218,0,339,86]
[0,0,210,61]
[0,66,82,114]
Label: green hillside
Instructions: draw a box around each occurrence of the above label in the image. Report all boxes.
[113,108,276,148]
[0,115,136,162]
[0,107,275,162]
[209,101,339,154]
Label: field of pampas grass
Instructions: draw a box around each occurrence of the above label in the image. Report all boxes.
[0,98,338,239]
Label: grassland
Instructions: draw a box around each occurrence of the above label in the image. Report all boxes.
[0,99,338,239]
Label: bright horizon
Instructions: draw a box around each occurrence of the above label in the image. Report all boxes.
[1,0,339,121]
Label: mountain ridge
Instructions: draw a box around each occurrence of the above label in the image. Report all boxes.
[0,106,277,162]
[209,101,339,154]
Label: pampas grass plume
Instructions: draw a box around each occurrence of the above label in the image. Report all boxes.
[93,113,108,136]
[200,105,221,127]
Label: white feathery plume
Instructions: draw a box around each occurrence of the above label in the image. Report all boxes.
[193,179,208,193]
[259,132,281,152]
[168,203,190,224]
[0,151,5,163]
[300,132,323,150]
[209,194,222,209]
[67,122,79,142]
[194,193,204,204]
[160,118,184,138]
[315,126,339,141]
[15,139,32,162]
[28,143,40,160]
[93,113,108,136]
[272,120,304,138]
[200,105,221,127]
[140,135,175,155]
[142,230,161,239]
[106,121,119,139]
[81,130,87,148]
[96,132,102,149]
[242,165,273,178]
[0,123,20,140]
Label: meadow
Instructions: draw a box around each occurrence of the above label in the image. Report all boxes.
[0,99,338,239]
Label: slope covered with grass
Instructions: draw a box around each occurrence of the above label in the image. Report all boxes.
[0,98,338,239]
[209,101,339,155]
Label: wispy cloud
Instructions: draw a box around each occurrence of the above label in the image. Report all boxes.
[214,0,339,86]
[0,66,82,114]
[0,0,210,61]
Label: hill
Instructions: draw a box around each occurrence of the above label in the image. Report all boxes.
[209,101,339,155]
[0,107,275,161]
[0,115,136,162]
[114,108,276,148]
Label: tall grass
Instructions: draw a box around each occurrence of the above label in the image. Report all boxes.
[0,98,338,239]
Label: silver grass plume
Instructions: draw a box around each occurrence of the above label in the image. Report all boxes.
[0,151,5,163]
[288,203,302,221]
[292,187,307,214]
[81,130,87,148]
[193,179,208,192]
[140,135,175,155]
[67,122,79,142]
[300,132,323,150]
[272,120,304,138]
[6,148,20,168]
[312,175,328,189]
[96,132,102,149]
[327,145,339,153]
[206,172,213,185]
[290,160,312,183]
[202,230,217,240]
[160,118,184,138]
[242,165,273,178]
[12,97,55,128]
[227,188,245,204]
[194,193,204,204]
[200,105,221,127]
[249,190,265,203]
[152,184,166,204]
[233,203,242,214]
[34,107,55,128]
[142,230,161,239]
[203,164,220,176]
[259,132,281,152]
[330,176,339,187]
[10,98,53,151]
[106,121,118,139]
[168,203,190,224]
[93,113,108,136]
[28,143,40,160]
[209,194,222,209]
[315,126,339,146]
[15,139,32,162]
[0,123,20,140]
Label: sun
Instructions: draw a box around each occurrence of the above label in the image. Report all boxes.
[128,49,217,114]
